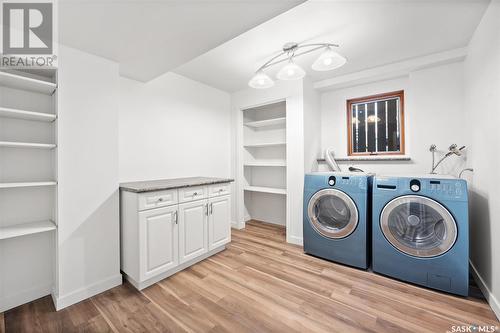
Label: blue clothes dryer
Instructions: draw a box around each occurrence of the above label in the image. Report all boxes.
[303,172,372,269]
[372,176,469,296]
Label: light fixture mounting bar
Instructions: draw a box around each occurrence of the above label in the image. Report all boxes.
[256,43,340,73]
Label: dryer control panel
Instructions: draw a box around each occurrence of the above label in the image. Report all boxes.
[374,176,467,202]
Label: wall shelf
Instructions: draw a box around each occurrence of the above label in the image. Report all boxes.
[244,117,286,129]
[244,186,287,195]
[0,71,57,95]
[244,160,286,167]
[0,107,56,122]
[0,220,56,240]
[317,156,411,162]
[244,142,286,148]
[0,181,57,189]
[0,141,57,149]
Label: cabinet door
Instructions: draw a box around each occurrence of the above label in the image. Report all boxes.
[178,200,208,264]
[208,195,231,251]
[139,205,178,281]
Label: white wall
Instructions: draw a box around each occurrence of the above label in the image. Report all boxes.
[464,0,500,319]
[232,80,305,244]
[319,62,466,176]
[303,77,322,173]
[118,72,231,182]
[56,45,121,309]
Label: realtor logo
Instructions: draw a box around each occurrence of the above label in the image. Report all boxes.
[2,2,53,54]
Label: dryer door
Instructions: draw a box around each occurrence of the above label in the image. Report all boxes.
[307,189,359,239]
[380,195,457,257]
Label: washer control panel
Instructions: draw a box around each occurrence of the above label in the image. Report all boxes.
[328,176,336,186]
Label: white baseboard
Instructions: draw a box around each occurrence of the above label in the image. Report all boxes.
[287,235,303,246]
[470,260,500,320]
[231,220,245,230]
[124,246,226,290]
[52,274,122,311]
[0,283,52,313]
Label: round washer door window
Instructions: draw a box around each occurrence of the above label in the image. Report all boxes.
[380,195,457,257]
[307,189,358,239]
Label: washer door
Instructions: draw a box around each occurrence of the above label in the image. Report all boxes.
[380,195,457,257]
[307,189,359,239]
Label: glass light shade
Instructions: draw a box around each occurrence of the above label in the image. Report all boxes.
[312,48,347,71]
[276,59,306,80]
[248,71,274,89]
[367,115,381,123]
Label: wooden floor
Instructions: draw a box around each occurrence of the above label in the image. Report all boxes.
[1,220,498,333]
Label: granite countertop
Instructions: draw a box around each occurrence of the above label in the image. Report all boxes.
[120,176,234,193]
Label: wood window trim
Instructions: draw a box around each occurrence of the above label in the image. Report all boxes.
[346,90,405,156]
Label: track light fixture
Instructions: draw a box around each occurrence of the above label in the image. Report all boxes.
[248,42,347,89]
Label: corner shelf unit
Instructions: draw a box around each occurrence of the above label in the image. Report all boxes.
[240,101,287,227]
[0,68,58,312]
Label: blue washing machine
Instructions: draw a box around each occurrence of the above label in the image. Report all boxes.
[303,172,372,269]
[372,176,469,296]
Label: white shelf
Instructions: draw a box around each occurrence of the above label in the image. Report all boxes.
[0,106,56,122]
[244,117,286,128]
[243,142,286,148]
[244,186,287,195]
[0,71,57,95]
[0,220,56,240]
[0,141,56,149]
[244,160,286,167]
[0,181,57,189]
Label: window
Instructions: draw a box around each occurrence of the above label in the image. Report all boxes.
[347,90,405,156]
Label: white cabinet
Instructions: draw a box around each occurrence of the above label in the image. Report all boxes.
[178,200,208,263]
[120,181,232,290]
[209,195,231,250]
[139,205,178,280]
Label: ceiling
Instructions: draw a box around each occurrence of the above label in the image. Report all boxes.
[174,0,490,92]
[58,0,305,82]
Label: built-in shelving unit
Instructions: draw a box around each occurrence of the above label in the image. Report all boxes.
[0,106,57,122]
[0,70,57,95]
[0,220,56,240]
[0,68,58,312]
[240,101,287,227]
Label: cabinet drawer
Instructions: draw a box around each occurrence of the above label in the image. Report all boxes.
[178,185,207,203]
[138,189,178,211]
[208,183,231,197]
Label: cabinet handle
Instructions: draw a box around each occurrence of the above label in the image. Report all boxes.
[193,192,198,196]
[158,197,164,202]
[210,203,213,215]
[205,204,209,216]
[174,211,178,224]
